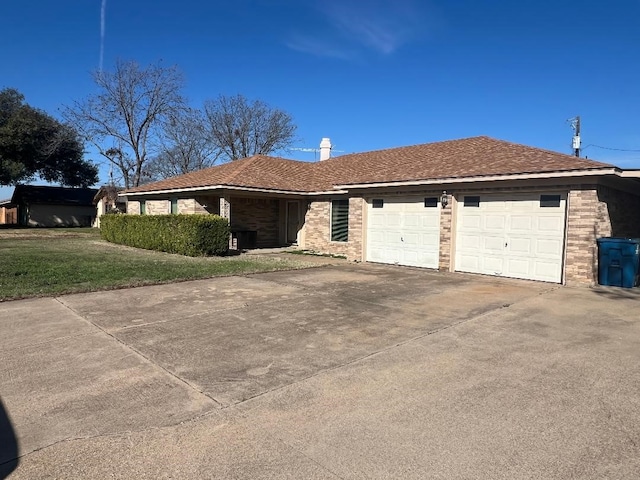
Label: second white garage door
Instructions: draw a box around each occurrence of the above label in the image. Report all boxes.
[366,196,441,269]
[454,193,567,283]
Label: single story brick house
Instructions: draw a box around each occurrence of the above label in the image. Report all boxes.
[121,136,640,285]
[9,185,98,227]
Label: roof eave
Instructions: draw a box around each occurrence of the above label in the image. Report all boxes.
[119,184,334,197]
[620,169,640,178]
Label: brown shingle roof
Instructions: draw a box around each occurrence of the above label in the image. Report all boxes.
[126,155,316,193]
[124,136,616,194]
[318,136,614,187]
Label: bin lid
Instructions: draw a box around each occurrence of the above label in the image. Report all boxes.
[597,237,640,245]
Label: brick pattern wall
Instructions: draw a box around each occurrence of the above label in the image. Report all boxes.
[564,185,640,285]
[231,197,280,247]
[147,200,169,215]
[565,188,600,285]
[303,197,363,261]
[177,199,195,214]
[127,200,140,214]
[439,197,453,271]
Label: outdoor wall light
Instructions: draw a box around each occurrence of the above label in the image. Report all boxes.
[440,191,449,208]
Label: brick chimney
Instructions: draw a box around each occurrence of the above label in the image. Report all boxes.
[319,137,332,161]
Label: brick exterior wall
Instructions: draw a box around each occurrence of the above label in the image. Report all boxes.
[562,184,640,285]
[565,188,600,285]
[176,199,195,214]
[127,200,140,214]
[147,200,169,215]
[438,195,453,271]
[230,197,280,247]
[303,197,364,261]
[126,196,221,215]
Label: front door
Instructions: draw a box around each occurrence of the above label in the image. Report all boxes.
[286,201,299,244]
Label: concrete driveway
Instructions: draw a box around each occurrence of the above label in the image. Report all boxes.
[1,260,639,479]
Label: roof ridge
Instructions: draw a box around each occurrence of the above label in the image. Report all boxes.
[325,135,493,162]
[219,155,259,184]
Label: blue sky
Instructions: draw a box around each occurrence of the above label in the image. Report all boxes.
[2,0,639,199]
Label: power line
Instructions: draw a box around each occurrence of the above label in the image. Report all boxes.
[582,144,640,152]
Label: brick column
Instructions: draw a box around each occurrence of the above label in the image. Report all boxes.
[565,188,599,285]
[438,194,454,271]
[219,194,231,220]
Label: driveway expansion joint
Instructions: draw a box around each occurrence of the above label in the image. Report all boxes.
[54,297,224,409]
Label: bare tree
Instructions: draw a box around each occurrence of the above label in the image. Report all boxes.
[64,60,186,188]
[203,94,297,160]
[146,108,221,180]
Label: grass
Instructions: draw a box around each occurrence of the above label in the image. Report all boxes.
[0,228,318,301]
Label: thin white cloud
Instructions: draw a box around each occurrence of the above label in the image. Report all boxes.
[285,35,358,61]
[99,0,107,71]
[287,0,431,60]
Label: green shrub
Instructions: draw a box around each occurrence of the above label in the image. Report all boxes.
[100,214,229,256]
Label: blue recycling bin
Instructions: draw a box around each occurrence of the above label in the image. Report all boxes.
[597,238,640,288]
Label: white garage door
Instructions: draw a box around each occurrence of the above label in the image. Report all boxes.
[366,196,441,269]
[455,193,567,283]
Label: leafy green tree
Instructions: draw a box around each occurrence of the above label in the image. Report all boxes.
[0,88,98,187]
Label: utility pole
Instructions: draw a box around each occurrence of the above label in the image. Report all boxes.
[570,116,581,157]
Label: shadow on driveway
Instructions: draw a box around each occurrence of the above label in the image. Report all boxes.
[0,397,19,479]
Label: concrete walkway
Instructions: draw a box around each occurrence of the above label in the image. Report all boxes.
[1,263,639,479]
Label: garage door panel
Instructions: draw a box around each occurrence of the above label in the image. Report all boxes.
[370,214,386,227]
[421,215,440,228]
[459,233,481,249]
[421,233,440,247]
[485,215,506,230]
[535,238,564,256]
[403,215,419,227]
[366,197,440,269]
[387,214,401,227]
[402,250,419,264]
[509,237,532,254]
[461,214,481,229]
[368,230,385,245]
[538,215,564,233]
[482,256,505,274]
[384,232,402,245]
[507,258,531,275]
[484,236,505,252]
[384,248,402,263]
[455,193,566,283]
[533,260,561,282]
[402,233,420,245]
[368,247,385,262]
[458,254,480,271]
[510,215,533,232]
[416,252,438,268]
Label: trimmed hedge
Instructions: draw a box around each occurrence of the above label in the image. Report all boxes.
[100,214,230,256]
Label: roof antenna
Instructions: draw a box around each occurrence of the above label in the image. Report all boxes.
[568,116,581,157]
[289,139,345,161]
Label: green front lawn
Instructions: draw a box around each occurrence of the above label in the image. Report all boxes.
[0,228,314,301]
